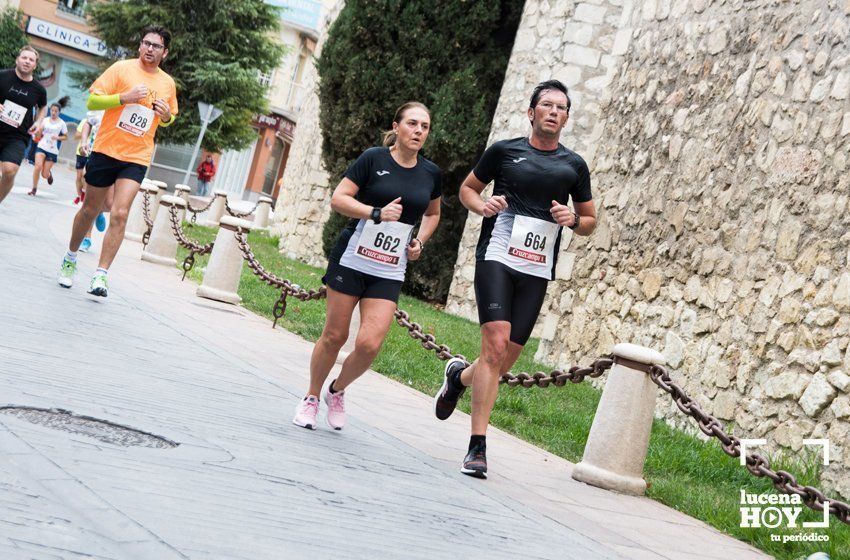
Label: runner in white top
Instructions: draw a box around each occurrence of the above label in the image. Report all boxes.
[293,102,442,432]
[28,103,67,196]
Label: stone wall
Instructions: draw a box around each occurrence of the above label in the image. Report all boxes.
[270,0,345,267]
[446,0,850,498]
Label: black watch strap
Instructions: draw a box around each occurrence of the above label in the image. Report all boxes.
[568,212,580,230]
[370,207,382,224]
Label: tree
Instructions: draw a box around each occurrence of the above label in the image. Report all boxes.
[81,0,287,152]
[318,0,523,302]
[0,7,28,69]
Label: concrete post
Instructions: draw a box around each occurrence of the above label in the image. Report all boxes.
[571,343,666,495]
[174,184,191,221]
[253,196,274,230]
[204,190,228,227]
[149,180,168,222]
[141,195,187,267]
[196,216,253,304]
[125,184,160,243]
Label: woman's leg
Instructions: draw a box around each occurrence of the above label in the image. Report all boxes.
[30,152,45,194]
[41,159,54,181]
[306,287,359,397]
[333,297,398,391]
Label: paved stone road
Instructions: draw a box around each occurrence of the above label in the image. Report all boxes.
[0,165,769,559]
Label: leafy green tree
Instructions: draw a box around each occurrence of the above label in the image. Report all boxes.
[0,7,29,69]
[318,0,523,301]
[81,0,287,152]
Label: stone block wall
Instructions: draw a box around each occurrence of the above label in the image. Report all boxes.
[270,1,345,267]
[447,0,850,498]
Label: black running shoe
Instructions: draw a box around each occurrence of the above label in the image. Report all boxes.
[434,357,467,420]
[461,442,487,479]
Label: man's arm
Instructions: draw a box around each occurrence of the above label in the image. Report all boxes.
[459,171,507,217]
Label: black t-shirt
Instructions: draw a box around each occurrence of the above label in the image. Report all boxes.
[330,146,442,263]
[0,69,47,141]
[472,136,593,278]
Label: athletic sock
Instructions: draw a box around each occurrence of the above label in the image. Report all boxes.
[65,251,77,263]
[328,379,340,394]
[95,267,108,276]
[469,435,486,451]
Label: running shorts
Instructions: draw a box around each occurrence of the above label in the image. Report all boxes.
[85,151,147,188]
[474,259,549,345]
[323,260,403,303]
[0,137,27,165]
[35,147,57,163]
[75,154,88,170]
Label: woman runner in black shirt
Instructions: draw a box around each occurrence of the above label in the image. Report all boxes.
[293,102,442,431]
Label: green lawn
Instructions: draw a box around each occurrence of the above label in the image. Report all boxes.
[177,224,849,559]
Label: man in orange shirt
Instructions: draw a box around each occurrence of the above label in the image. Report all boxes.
[58,25,178,297]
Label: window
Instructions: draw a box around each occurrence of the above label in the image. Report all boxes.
[56,0,87,18]
[257,69,275,88]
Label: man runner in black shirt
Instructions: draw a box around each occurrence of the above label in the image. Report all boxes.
[434,80,597,478]
[0,46,47,206]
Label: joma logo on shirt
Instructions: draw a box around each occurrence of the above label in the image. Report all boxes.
[512,157,527,163]
[376,170,390,176]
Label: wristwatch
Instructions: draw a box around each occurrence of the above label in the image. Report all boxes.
[370,207,382,224]
[568,212,580,230]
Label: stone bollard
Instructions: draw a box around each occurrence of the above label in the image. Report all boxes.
[204,190,228,227]
[125,184,160,242]
[196,216,253,304]
[174,184,191,221]
[141,195,187,267]
[253,196,274,230]
[149,180,168,222]
[571,343,666,495]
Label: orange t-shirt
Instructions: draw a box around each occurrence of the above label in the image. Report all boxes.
[90,59,178,167]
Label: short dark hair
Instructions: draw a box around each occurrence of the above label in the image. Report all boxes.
[529,80,571,112]
[141,25,171,49]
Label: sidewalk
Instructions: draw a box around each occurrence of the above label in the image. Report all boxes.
[0,165,770,559]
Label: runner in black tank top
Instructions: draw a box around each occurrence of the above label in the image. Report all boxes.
[293,102,442,432]
[434,80,598,479]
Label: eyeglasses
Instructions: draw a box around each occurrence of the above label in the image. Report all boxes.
[140,40,165,51]
[536,101,569,113]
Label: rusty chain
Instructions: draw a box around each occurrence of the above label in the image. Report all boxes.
[648,364,850,526]
[225,199,259,219]
[227,230,850,524]
[169,205,214,280]
[141,191,153,247]
[186,197,214,224]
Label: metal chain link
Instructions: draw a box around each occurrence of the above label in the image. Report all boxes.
[141,191,153,247]
[225,199,259,219]
[169,205,214,280]
[648,364,850,526]
[187,197,214,218]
